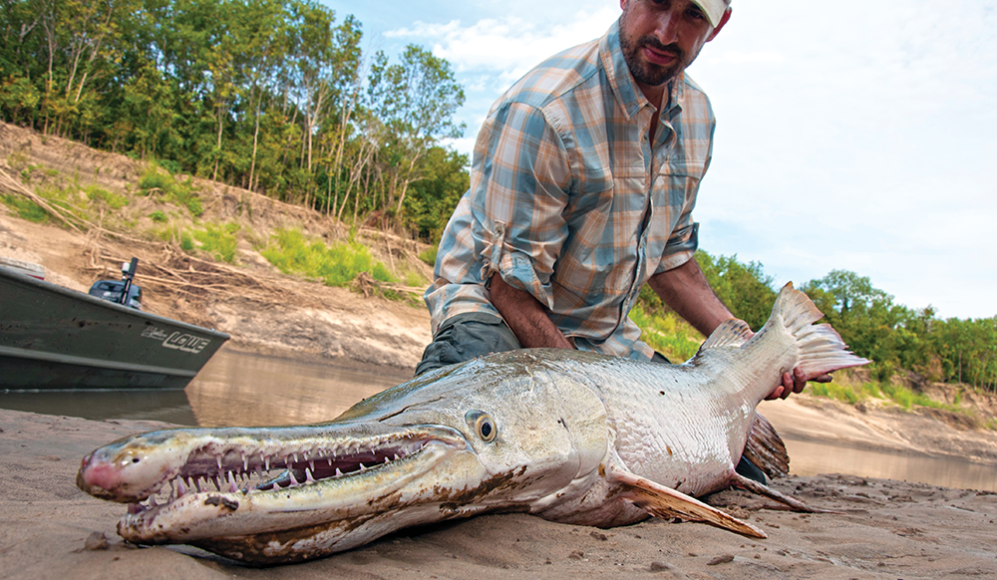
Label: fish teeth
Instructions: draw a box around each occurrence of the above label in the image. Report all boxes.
[305,468,314,483]
[335,468,343,477]
[289,471,299,486]
[177,478,187,497]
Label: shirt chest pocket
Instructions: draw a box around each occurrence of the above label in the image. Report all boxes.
[556,169,643,298]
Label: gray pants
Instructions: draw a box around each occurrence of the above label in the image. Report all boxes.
[415,313,670,376]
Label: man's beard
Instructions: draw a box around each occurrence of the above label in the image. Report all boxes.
[618,18,687,87]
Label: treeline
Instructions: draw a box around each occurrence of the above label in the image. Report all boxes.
[695,252,997,391]
[0,0,468,239]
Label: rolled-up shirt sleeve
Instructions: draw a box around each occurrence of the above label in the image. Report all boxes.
[474,102,571,309]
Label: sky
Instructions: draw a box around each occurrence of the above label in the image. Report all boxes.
[322,0,997,320]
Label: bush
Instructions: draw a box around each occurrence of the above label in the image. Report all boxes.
[261,228,397,289]
[629,304,702,362]
[192,222,240,263]
[418,246,438,267]
[138,164,202,216]
[1,193,48,222]
[809,381,863,405]
[85,185,128,209]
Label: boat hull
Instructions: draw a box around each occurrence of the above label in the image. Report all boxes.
[0,267,229,390]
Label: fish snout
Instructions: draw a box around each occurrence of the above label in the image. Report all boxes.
[77,450,127,500]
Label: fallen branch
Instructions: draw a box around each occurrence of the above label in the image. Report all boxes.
[0,167,83,231]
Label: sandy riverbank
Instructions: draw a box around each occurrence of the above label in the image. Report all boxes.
[1,407,995,580]
[2,121,997,577]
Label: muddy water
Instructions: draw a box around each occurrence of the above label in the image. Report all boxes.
[182,348,411,427]
[784,438,997,492]
[2,348,995,492]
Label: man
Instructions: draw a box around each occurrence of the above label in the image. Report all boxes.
[418,0,818,404]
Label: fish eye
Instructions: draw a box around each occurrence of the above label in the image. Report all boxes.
[465,410,498,443]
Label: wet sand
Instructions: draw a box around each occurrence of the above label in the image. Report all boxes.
[2,407,995,580]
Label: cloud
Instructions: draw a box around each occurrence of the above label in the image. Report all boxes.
[373,0,996,317]
[386,6,618,77]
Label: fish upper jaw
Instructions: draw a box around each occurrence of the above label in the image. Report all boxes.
[77,424,462,503]
[77,424,477,540]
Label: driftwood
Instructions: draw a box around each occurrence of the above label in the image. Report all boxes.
[4,165,425,307]
[0,167,83,232]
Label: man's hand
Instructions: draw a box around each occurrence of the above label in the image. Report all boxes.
[766,367,832,400]
[737,328,832,400]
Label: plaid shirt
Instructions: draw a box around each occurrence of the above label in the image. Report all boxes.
[425,20,716,360]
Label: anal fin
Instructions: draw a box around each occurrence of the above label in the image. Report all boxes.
[731,473,836,513]
[612,470,766,538]
[742,413,790,479]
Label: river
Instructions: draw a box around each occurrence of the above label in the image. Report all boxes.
[2,348,995,492]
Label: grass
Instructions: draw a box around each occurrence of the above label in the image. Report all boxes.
[629,304,702,362]
[418,246,437,267]
[809,381,880,405]
[138,164,202,216]
[192,222,240,263]
[261,228,397,289]
[403,271,425,288]
[808,375,974,419]
[85,185,128,210]
[1,193,48,222]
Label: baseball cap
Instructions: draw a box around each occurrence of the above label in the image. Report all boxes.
[693,0,731,28]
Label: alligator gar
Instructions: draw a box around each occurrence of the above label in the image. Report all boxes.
[77,284,868,564]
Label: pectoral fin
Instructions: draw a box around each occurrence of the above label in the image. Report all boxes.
[612,470,766,538]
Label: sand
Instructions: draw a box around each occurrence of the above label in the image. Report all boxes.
[1,407,995,580]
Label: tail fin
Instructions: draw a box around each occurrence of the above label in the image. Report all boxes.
[772,283,871,380]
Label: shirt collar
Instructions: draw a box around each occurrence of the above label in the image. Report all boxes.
[600,20,685,122]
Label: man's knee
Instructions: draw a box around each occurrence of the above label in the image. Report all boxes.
[415,313,520,376]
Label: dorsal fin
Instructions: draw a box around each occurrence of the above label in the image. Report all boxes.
[699,319,753,352]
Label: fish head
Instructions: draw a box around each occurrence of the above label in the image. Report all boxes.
[75,352,610,563]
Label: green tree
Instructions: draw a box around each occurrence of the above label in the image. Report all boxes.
[367,45,465,217]
[694,251,776,331]
[402,146,469,241]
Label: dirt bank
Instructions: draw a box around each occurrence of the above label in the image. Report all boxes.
[0,123,433,370]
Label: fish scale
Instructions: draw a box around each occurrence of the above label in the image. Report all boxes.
[76,284,869,564]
